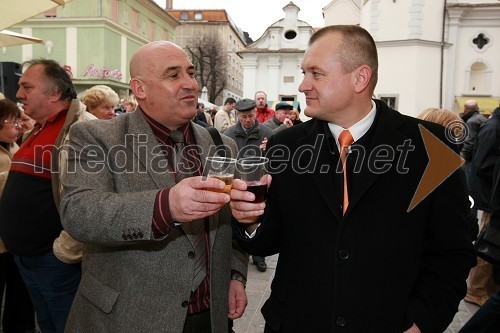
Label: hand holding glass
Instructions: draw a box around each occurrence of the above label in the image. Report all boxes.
[237,157,269,203]
[205,156,237,194]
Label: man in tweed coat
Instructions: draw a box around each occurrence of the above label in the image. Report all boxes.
[60,41,248,333]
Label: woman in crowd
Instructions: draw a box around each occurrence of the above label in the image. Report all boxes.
[123,94,138,113]
[81,85,120,120]
[0,98,38,333]
[289,109,302,125]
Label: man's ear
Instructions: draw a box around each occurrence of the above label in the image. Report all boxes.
[130,78,146,99]
[352,65,372,94]
[48,90,63,103]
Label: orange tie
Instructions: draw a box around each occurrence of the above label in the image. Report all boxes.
[338,130,354,214]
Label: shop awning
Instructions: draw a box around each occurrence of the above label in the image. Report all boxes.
[268,100,301,112]
[455,97,500,115]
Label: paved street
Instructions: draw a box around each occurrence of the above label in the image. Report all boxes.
[233,254,480,333]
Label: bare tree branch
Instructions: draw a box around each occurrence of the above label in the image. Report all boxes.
[186,32,228,104]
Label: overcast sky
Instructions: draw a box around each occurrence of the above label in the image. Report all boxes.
[153,0,329,41]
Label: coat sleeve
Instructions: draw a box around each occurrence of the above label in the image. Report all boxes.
[60,122,159,246]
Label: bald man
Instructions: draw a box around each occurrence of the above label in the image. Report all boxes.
[60,41,248,333]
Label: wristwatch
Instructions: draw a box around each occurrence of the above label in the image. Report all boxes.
[231,270,247,288]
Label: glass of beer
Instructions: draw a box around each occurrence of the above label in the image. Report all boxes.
[204,156,237,194]
[237,157,269,203]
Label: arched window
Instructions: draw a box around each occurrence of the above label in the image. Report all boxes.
[465,61,491,95]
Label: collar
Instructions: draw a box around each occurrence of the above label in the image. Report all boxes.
[240,120,258,134]
[328,100,376,150]
[257,105,270,113]
[140,109,193,145]
[36,107,70,129]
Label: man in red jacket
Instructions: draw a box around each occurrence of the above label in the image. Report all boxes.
[255,91,275,124]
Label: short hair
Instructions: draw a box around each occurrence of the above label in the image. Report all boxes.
[0,99,21,129]
[22,59,77,101]
[81,85,120,110]
[123,95,138,110]
[289,109,300,119]
[224,97,236,105]
[417,108,464,139]
[309,25,378,93]
[254,91,267,99]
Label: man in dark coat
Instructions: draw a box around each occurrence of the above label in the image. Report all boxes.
[229,25,475,333]
[470,107,500,212]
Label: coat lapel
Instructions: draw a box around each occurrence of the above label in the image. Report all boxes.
[298,120,343,222]
[126,110,175,190]
[345,102,407,216]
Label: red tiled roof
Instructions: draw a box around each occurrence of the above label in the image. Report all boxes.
[167,9,228,22]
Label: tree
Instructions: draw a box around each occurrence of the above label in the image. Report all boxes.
[185,32,227,104]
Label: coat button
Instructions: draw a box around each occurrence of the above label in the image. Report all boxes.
[181,301,189,308]
[188,251,195,259]
[338,250,349,260]
[336,316,347,327]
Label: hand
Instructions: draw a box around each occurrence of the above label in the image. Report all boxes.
[230,178,270,224]
[404,323,421,333]
[283,118,293,127]
[260,137,268,151]
[228,279,247,320]
[169,176,230,223]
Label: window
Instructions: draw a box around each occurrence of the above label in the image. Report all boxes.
[194,12,202,20]
[284,30,297,40]
[45,8,57,17]
[471,32,492,53]
[181,12,188,20]
[131,10,138,32]
[379,95,398,109]
[111,0,119,21]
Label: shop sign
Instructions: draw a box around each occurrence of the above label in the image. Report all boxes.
[82,64,123,81]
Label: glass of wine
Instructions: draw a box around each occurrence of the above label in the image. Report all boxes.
[236,156,269,203]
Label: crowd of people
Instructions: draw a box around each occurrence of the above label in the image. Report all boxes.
[0,24,498,333]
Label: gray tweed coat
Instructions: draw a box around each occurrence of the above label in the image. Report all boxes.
[60,110,248,333]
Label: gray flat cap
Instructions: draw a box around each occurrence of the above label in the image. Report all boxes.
[235,98,256,112]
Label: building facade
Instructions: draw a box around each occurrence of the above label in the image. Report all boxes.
[324,0,500,116]
[0,0,177,98]
[167,9,246,106]
[239,2,316,113]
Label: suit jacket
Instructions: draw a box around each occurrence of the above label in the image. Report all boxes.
[233,100,475,333]
[60,110,248,332]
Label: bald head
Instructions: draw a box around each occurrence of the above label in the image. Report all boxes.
[130,41,185,79]
[464,100,478,114]
[128,40,198,129]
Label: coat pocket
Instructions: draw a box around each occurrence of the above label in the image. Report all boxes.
[79,271,119,314]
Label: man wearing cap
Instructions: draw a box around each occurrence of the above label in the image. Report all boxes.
[255,91,275,124]
[225,98,273,272]
[263,102,294,133]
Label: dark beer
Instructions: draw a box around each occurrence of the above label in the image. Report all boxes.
[246,181,267,203]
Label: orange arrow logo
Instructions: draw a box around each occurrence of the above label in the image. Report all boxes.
[407,124,465,212]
